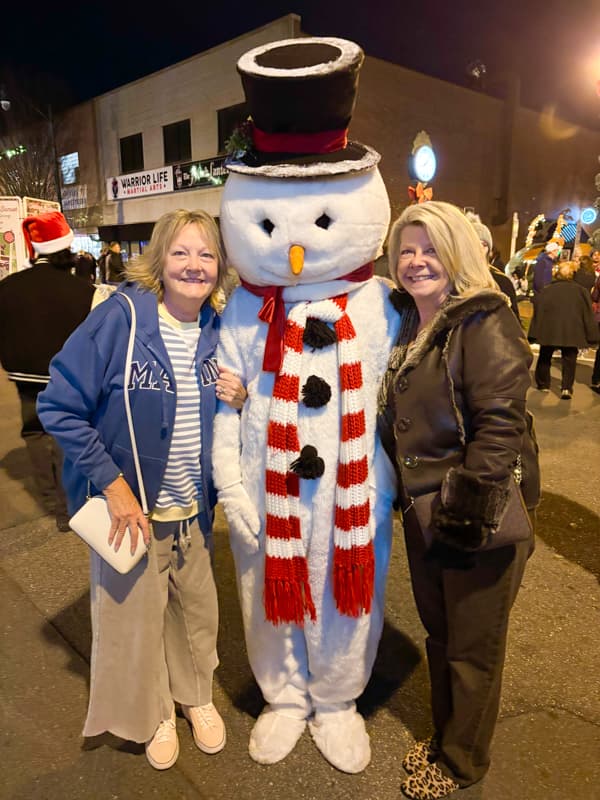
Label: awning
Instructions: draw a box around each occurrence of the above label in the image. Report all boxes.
[98,222,156,242]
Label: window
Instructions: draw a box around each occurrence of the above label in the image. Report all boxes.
[163,119,191,164]
[217,102,249,153]
[60,152,79,185]
[120,133,144,173]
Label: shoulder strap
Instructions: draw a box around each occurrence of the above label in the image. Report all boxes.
[117,292,148,514]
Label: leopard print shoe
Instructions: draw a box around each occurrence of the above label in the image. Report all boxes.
[400,763,460,799]
[402,735,439,774]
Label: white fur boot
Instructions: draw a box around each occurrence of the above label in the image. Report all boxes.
[308,702,371,773]
[249,706,307,764]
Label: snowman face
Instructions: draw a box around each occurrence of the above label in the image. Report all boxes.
[220,168,390,286]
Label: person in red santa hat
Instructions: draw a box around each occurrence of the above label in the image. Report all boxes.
[0,210,95,530]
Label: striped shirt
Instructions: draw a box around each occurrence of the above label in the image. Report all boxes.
[153,304,203,519]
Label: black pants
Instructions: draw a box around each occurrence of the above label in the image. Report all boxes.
[16,382,68,522]
[534,345,578,391]
[592,328,600,385]
[403,519,530,786]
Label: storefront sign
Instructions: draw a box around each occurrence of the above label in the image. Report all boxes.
[173,156,228,191]
[62,185,88,210]
[107,168,173,200]
[0,196,22,278]
[22,197,60,216]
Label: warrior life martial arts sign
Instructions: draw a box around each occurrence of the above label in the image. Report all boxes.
[107,168,174,200]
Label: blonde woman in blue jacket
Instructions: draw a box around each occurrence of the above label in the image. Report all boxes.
[38,209,244,770]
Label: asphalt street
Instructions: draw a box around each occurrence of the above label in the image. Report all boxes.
[1,352,598,800]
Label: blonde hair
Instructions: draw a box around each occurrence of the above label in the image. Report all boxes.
[125,209,228,311]
[387,201,498,297]
[555,260,576,280]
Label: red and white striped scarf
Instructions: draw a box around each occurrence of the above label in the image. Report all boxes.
[264,294,374,626]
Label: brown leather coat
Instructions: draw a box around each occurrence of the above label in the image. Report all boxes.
[378,289,539,526]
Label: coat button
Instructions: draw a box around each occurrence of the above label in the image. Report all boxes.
[403,455,419,469]
[396,417,412,432]
[397,377,409,392]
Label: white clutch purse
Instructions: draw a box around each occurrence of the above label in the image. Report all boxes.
[69,293,149,574]
[69,495,148,574]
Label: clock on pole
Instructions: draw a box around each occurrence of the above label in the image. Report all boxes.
[408,131,437,183]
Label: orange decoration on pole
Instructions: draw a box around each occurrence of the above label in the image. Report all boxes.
[408,182,433,204]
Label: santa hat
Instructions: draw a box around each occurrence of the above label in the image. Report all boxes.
[225,37,380,178]
[465,211,493,250]
[22,211,74,259]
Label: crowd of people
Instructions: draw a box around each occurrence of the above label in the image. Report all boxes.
[1,197,598,799]
[528,244,600,398]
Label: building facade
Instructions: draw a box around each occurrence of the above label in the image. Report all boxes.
[54,13,600,263]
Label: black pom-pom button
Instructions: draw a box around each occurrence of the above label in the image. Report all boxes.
[290,445,325,479]
[302,375,331,408]
[303,318,337,349]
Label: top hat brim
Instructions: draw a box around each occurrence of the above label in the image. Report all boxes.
[225,141,380,178]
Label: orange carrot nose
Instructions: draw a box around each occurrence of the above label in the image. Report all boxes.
[289,244,304,276]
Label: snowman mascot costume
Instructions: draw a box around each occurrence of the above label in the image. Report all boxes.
[214,37,401,774]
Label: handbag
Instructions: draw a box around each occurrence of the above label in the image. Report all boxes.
[405,475,533,553]
[69,293,150,574]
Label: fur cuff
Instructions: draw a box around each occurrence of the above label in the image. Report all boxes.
[440,467,510,528]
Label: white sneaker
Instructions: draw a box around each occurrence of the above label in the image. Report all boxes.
[145,708,179,770]
[182,702,226,754]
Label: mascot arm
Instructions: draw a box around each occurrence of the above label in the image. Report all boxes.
[213,305,261,552]
[213,407,260,552]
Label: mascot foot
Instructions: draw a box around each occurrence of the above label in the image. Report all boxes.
[309,704,371,773]
[249,706,307,764]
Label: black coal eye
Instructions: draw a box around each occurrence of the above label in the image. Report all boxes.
[261,218,275,236]
[315,213,332,230]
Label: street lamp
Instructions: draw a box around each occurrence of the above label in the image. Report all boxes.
[0,85,10,112]
[0,86,62,207]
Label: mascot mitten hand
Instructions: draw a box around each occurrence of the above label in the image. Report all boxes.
[219,482,261,553]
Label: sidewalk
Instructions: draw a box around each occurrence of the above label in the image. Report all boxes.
[1,362,599,800]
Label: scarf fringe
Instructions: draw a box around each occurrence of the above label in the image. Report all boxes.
[264,577,317,625]
[333,542,375,617]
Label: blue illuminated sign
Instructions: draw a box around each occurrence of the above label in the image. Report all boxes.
[581,207,598,225]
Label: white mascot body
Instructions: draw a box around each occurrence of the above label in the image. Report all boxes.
[213,37,401,773]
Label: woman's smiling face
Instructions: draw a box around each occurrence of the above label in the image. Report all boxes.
[395,223,452,312]
[161,223,218,321]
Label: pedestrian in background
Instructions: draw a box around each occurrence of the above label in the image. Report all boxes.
[378,201,539,800]
[99,241,125,283]
[466,212,520,319]
[490,245,505,271]
[533,241,560,298]
[38,209,245,771]
[73,250,97,285]
[590,270,600,393]
[528,261,599,399]
[0,212,95,531]
[573,254,596,291]
[591,248,600,277]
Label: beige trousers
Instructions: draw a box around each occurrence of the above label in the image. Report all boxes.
[83,517,219,743]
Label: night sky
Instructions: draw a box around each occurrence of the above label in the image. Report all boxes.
[2,0,599,129]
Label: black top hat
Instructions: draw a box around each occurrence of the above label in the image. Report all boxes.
[225,37,380,178]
